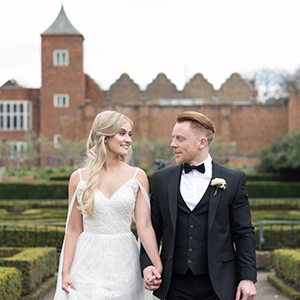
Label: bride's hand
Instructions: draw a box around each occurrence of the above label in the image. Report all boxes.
[143,266,162,291]
[62,273,76,293]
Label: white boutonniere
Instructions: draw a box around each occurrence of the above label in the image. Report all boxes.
[211,178,227,196]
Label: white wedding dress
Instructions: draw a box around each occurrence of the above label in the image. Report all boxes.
[54,168,153,300]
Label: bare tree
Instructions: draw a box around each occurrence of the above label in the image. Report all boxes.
[243,68,288,102]
[282,67,300,94]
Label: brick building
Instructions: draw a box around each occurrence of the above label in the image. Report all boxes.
[1,6,299,167]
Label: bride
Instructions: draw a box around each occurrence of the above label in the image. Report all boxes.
[54,110,162,299]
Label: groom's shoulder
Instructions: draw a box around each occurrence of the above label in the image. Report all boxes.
[153,164,180,177]
[214,162,245,178]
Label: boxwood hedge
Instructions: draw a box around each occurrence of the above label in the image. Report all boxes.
[1,179,300,199]
[0,267,22,300]
[0,247,56,296]
[273,249,300,289]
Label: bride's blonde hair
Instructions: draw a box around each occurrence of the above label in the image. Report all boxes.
[80,110,133,215]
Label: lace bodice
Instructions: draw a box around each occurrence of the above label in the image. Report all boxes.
[76,177,139,234]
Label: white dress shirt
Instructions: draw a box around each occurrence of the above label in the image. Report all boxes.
[180,155,213,211]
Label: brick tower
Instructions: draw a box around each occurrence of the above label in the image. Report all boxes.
[40,6,85,165]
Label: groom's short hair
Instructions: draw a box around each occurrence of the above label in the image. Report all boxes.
[176,111,216,145]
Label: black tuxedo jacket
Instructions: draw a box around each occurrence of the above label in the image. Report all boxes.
[141,162,257,300]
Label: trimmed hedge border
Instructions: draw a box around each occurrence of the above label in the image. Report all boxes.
[268,273,300,300]
[246,182,300,198]
[21,275,57,300]
[254,227,300,249]
[0,227,65,249]
[0,247,57,296]
[246,174,280,181]
[0,199,68,211]
[0,267,22,300]
[249,199,300,210]
[0,182,68,199]
[273,249,300,289]
[1,179,300,199]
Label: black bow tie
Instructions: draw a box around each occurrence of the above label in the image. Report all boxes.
[183,163,205,174]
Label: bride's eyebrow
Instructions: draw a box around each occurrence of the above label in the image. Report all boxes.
[120,128,132,134]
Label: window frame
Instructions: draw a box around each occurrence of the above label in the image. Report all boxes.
[53,94,69,108]
[0,100,32,131]
[54,134,62,149]
[53,49,69,66]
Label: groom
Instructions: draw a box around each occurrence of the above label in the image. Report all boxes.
[141,111,257,300]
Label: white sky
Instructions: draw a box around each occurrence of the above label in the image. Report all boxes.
[1,0,299,91]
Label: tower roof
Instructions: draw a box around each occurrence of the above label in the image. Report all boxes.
[41,6,83,36]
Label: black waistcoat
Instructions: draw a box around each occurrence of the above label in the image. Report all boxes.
[173,185,211,275]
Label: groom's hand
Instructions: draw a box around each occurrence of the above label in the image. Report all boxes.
[235,279,256,300]
[143,266,162,291]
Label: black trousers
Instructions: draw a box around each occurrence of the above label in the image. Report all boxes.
[166,269,220,300]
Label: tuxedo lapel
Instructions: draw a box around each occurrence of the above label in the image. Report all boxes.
[168,165,182,232]
[208,162,224,232]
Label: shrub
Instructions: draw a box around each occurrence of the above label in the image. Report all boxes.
[249,199,300,210]
[0,182,68,199]
[246,182,300,198]
[0,267,22,300]
[0,247,23,258]
[257,129,300,181]
[0,200,68,211]
[273,249,300,288]
[0,226,65,250]
[49,175,70,181]
[0,247,57,296]
[255,226,300,249]
[246,174,280,181]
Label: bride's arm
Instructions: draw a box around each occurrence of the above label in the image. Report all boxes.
[61,171,83,293]
[134,169,162,275]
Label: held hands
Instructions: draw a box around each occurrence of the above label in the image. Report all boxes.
[143,266,162,291]
[62,273,76,293]
[235,279,256,300]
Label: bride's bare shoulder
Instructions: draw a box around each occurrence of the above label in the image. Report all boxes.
[134,167,149,189]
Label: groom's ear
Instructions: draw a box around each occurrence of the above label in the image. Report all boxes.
[198,136,208,150]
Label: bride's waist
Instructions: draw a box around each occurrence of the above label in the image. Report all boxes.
[80,231,134,239]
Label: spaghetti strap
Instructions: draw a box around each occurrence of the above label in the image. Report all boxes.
[78,169,83,182]
[133,167,139,179]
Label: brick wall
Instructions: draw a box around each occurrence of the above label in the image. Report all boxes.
[107,72,254,106]
[72,100,291,161]
[40,35,85,138]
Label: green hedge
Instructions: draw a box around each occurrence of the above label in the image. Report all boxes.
[246,174,280,181]
[0,227,65,249]
[0,247,57,296]
[48,175,69,181]
[1,224,299,250]
[1,198,300,213]
[0,247,24,259]
[0,182,68,199]
[0,200,68,211]
[273,249,300,289]
[255,226,300,249]
[249,199,300,210]
[1,178,300,199]
[267,273,300,300]
[246,182,300,198]
[0,267,22,300]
